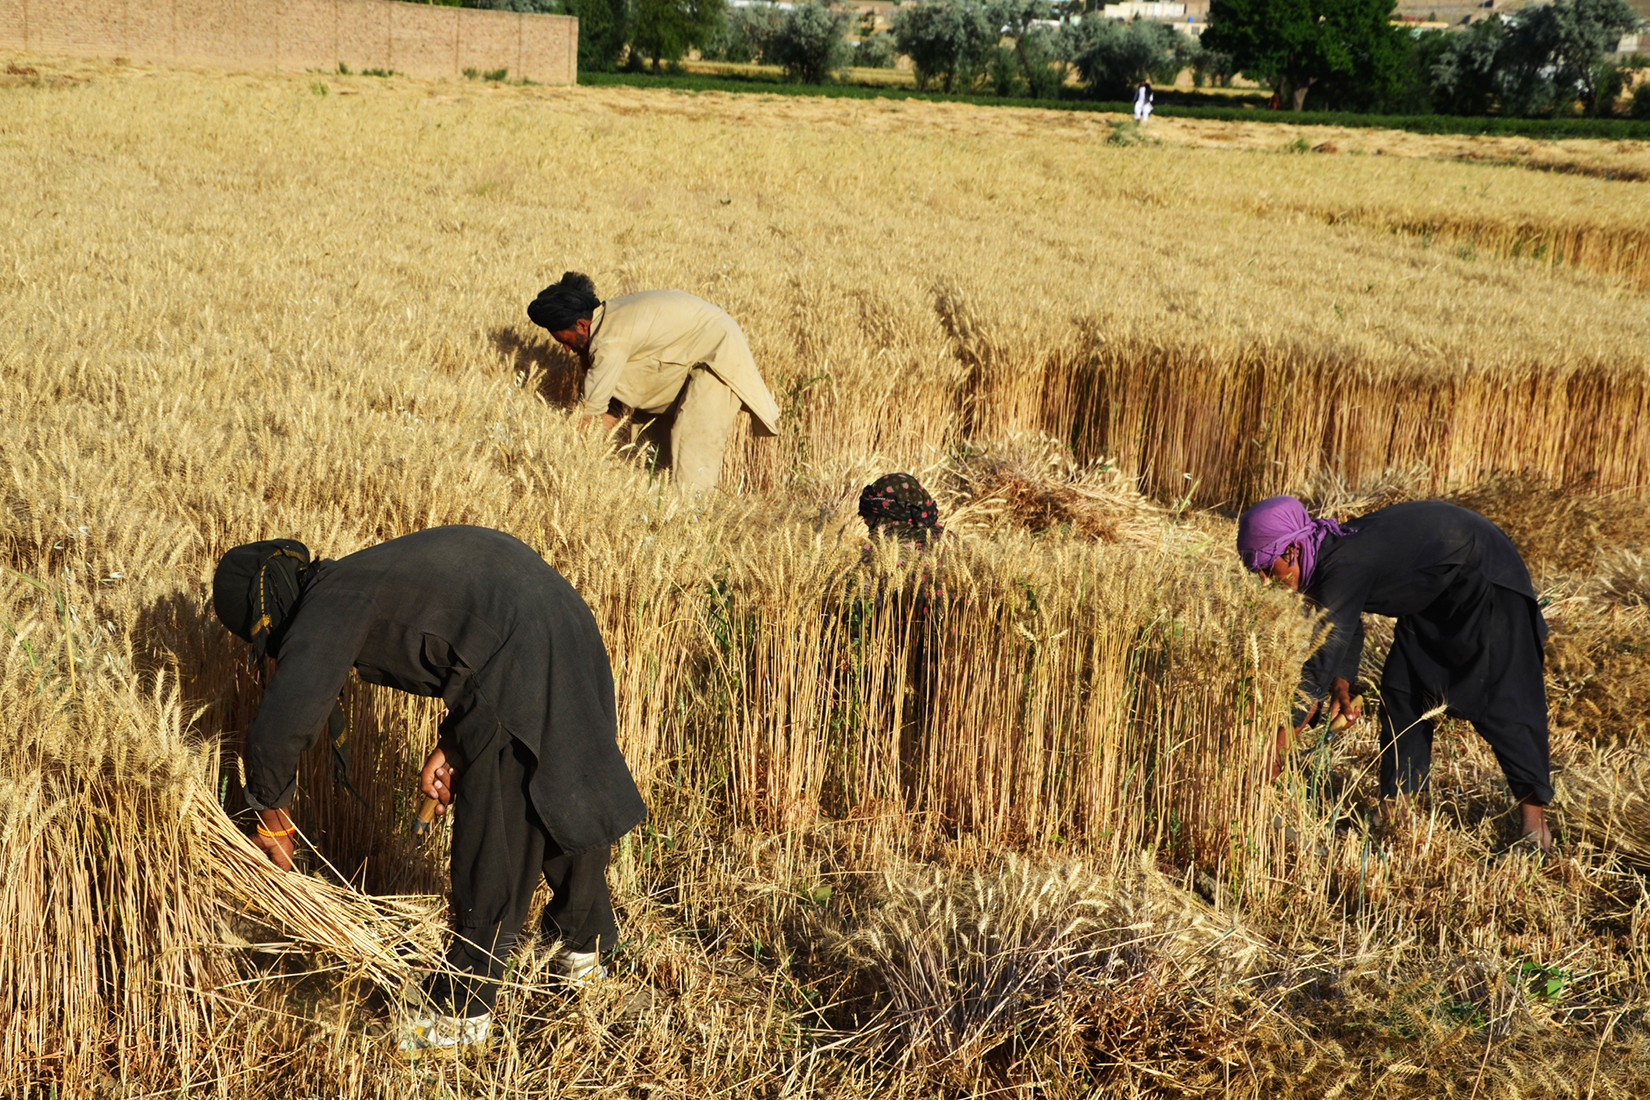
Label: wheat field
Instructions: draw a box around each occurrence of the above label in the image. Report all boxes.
[4,53,1650,1098]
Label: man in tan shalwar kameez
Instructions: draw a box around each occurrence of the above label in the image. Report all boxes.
[528,272,781,491]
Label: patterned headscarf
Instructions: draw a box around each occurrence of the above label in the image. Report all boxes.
[859,473,943,545]
[1236,495,1350,588]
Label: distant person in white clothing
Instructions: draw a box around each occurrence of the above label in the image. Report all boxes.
[1134,79,1154,123]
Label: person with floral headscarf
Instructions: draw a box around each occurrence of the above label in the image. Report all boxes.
[1237,496,1552,849]
[858,473,944,547]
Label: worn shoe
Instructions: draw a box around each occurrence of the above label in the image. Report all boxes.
[396,1011,491,1057]
[553,947,607,987]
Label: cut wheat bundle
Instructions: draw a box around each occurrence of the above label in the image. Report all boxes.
[821,852,1267,1080]
[1554,751,1650,869]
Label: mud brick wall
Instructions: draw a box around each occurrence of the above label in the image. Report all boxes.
[0,0,578,84]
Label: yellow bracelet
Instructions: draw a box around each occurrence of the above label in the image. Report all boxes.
[257,823,297,838]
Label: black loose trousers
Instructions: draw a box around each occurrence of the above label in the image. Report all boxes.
[431,735,619,1017]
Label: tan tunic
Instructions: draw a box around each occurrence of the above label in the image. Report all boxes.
[581,290,781,434]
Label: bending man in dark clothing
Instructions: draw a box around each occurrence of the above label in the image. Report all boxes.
[213,525,647,1051]
[1236,496,1552,849]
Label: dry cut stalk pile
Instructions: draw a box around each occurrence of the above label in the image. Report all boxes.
[4,55,1650,1098]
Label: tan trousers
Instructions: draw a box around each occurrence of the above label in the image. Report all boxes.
[669,367,743,491]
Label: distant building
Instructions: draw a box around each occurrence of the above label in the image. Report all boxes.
[826,0,899,35]
[1098,0,1208,36]
[1101,1,1184,18]
[1391,0,1527,27]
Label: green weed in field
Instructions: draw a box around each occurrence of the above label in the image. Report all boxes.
[1106,121,1155,146]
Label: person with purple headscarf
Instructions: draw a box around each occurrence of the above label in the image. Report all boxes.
[1237,496,1553,850]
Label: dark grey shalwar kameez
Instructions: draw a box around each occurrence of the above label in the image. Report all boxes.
[239,525,647,1014]
[1298,501,1552,804]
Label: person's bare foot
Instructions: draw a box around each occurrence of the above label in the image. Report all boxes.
[1518,799,1552,851]
[1377,796,1413,830]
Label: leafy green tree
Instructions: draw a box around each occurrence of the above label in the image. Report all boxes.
[1204,49,1237,86]
[1424,18,1504,114]
[1201,0,1408,110]
[566,0,633,70]
[855,31,899,67]
[1585,56,1644,116]
[990,44,1025,93]
[704,3,786,62]
[630,0,726,69]
[1149,33,1188,83]
[995,0,1072,98]
[1017,24,1073,95]
[768,1,853,82]
[890,0,1004,92]
[1497,0,1642,115]
[1376,25,1445,113]
[1069,17,1177,99]
[1179,36,1236,86]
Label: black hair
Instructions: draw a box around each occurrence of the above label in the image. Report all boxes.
[527,271,602,332]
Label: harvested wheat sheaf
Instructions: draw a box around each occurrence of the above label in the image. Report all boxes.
[823,853,1264,1080]
[0,574,445,1088]
[1555,750,1650,869]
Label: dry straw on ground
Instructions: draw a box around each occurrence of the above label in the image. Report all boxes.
[820,853,1265,1084]
[4,55,1650,1098]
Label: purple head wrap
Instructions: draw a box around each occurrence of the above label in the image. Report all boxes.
[1236,495,1350,587]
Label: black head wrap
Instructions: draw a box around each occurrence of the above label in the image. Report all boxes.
[527,271,602,333]
[212,538,364,806]
[858,473,943,545]
[212,539,315,663]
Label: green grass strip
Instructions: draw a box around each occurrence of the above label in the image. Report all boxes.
[578,70,1650,141]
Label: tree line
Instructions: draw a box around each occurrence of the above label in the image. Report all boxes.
[415,0,1648,117]
[1205,0,1645,114]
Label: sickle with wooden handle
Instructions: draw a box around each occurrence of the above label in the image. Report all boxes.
[411,795,441,838]
[1328,695,1365,735]
[385,796,442,893]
